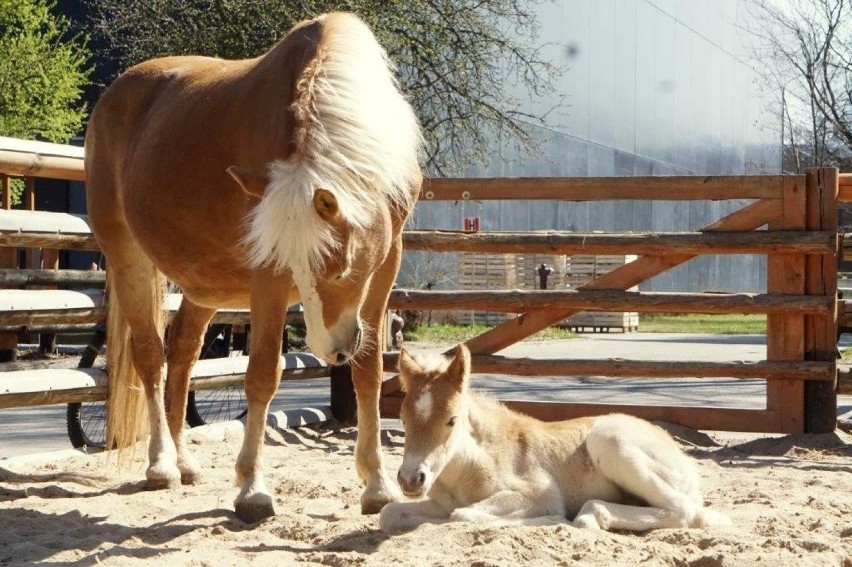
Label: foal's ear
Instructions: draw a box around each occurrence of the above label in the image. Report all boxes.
[226,166,268,197]
[447,343,471,392]
[397,348,420,392]
[313,189,340,222]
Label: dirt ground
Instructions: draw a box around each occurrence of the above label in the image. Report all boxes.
[1,420,851,567]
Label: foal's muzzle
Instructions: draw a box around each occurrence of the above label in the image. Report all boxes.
[397,469,426,497]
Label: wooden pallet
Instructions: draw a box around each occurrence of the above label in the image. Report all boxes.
[457,253,515,325]
[515,254,567,290]
[563,254,639,332]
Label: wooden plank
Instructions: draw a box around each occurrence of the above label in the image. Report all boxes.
[0,176,18,362]
[0,353,329,409]
[838,173,852,202]
[380,353,835,381]
[420,176,785,202]
[804,168,839,433]
[403,230,835,256]
[0,149,85,181]
[0,268,106,287]
[388,289,832,315]
[380,396,779,432]
[0,232,99,250]
[0,290,304,327]
[462,199,782,356]
[0,210,91,234]
[766,175,806,434]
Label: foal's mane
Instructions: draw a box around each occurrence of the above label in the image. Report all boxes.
[244,13,423,274]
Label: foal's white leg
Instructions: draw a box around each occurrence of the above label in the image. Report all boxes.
[450,486,564,523]
[234,270,290,523]
[582,415,705,530]
[573,499,687,531]
[379,498,450,533]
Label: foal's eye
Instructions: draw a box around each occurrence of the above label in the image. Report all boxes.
[447,416,456,427]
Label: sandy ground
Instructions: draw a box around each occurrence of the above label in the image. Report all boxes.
[1,418,851,567]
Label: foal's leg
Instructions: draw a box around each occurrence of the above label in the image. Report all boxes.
[165,298,216,484]
[450,486,565,523]
[379,498,450,533]
[352,238,404,514]
[577,415,707,531]
[234,269,291,523]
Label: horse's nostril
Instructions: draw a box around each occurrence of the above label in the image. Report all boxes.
[417,472,425,486]
[335,352,346,364]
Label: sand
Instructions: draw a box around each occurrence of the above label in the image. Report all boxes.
[1,420,851,567]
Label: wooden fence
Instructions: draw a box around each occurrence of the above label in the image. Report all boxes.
[1,137,850,434]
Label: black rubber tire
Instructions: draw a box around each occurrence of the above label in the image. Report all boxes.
[185,387,248,427]
[66,401,107,450]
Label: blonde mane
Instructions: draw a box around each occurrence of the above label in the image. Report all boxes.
[244,13,423,273]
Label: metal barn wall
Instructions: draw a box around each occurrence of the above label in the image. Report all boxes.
[406,0,780,294]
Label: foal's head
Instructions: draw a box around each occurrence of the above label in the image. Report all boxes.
[396,344,471,497]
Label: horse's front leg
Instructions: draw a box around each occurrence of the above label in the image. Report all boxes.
[234,269,291,523]
[352,237,404,514]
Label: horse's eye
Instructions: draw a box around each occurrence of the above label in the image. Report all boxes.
[447,416,456,427]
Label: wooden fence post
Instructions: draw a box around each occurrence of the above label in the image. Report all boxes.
[0,174,18,362]
[766,176,806,433]
[804,168,839,433]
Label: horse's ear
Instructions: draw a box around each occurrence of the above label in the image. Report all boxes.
[227,166,268,197]
[397,348,419,392]
[313,189,340,222]
[447,343,471,392]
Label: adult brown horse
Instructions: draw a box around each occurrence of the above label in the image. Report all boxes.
[84,12,422,523]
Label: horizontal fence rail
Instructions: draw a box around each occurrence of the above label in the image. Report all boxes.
[381,353,836,382]
[0,354,329,409]
[388,289,834,315]
[420,176,786,201]
[403,230,838,256]
[0,289,303,329]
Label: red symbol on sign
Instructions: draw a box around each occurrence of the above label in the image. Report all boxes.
[463,217,480,232]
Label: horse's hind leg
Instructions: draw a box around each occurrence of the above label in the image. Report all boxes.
[579,415,704,530]
[106,242,180,489]
[165,298,216,484]
[234,269,291,523]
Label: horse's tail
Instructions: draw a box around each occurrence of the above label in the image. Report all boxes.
[105,267,167,453]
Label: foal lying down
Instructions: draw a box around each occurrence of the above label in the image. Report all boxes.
[380,344,730,533]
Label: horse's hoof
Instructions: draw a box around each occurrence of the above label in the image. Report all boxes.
[235,499,276,524]
[145,475,180,490]
[180,469,202,486]
[145,464,181,490]
[361,493,394,515]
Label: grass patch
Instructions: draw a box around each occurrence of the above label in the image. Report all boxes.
[840,347,852,361]
[405,323,576,344]
[638,314,766,334]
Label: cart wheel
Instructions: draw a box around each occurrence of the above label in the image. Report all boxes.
[185,387,248,427]
[66,401,107,450]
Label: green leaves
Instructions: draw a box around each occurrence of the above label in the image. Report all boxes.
[0,0,90,143]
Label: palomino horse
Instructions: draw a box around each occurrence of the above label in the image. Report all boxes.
[84,12,422,522]
[380,345,731,533]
